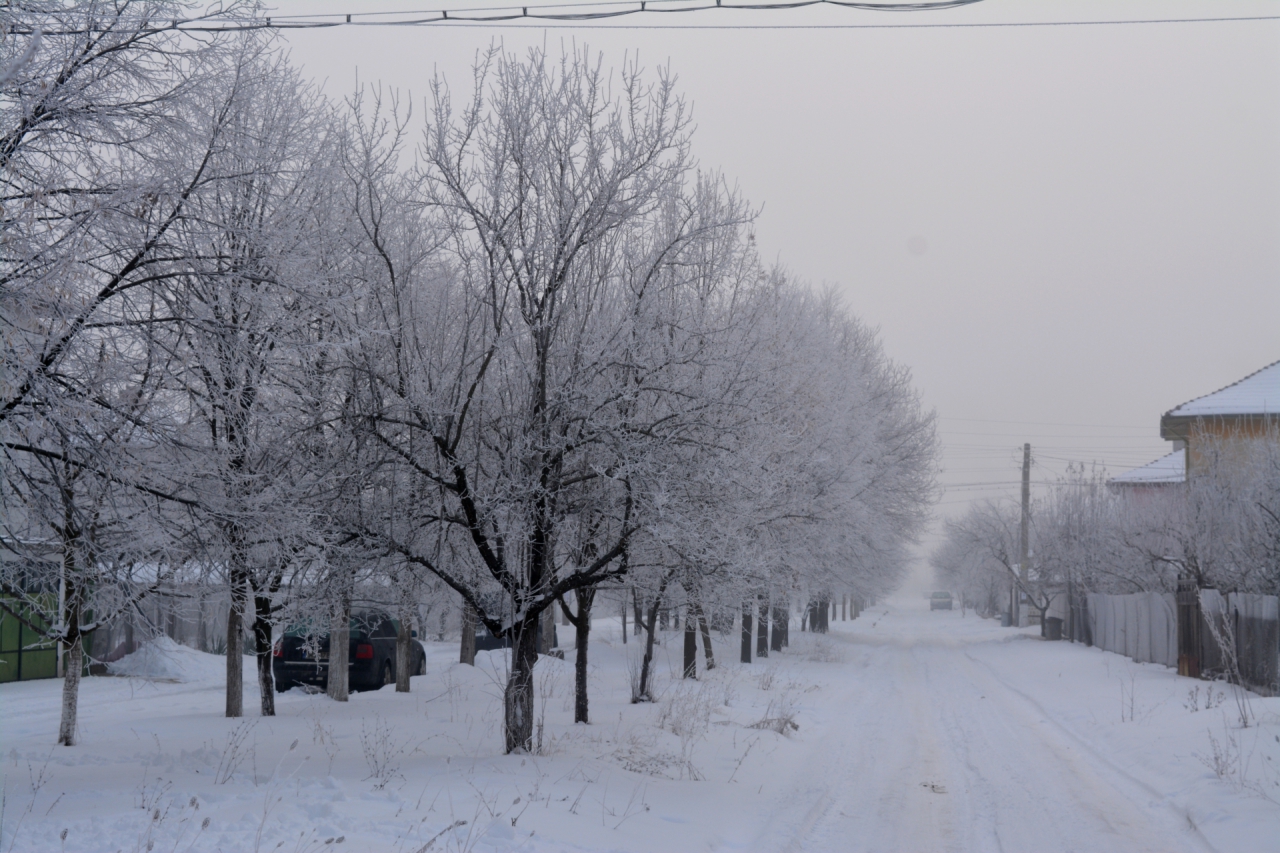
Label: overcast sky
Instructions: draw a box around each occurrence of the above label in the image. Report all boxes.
[264,0,1280,579]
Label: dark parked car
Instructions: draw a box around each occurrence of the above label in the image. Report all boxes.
[930,591,953,611]
[470,621,558,653]
[468,594,557,653]
[273,610,425,692]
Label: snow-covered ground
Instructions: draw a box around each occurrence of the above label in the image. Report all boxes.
[3,598,1278,852]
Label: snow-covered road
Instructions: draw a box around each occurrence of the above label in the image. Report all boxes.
[749,604,1220,852]
[3,596,1277,852]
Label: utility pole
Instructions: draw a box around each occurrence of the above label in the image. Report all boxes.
[1017,442,1031,627]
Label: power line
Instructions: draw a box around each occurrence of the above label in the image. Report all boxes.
[267,0,980,18]
[942,434,1163,439]
[3,0,984,34]
[938,416,1152,429]
[11,2,1280,34]
[239,9,1280,31]
[941,480,1069,489]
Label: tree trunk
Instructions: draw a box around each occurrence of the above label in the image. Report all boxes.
[683,608,697,679]
[460,600,476,665]
[58,637,83,746]
[770,603,785,652]
[559,587,594,723]
[542,606,557,651]
[225,567,247,718]
[504,620,539,752]
[252,589,275,717]
[740,600,753,663]
[620,595,627,644]
[573,593,593,722]
[58,577,82,746]
[632,589,644,636]
[326,593,350,702]
[694,602,715,671]
[637,593,663,701]
[124,605,135,656]
[756,596,769,659]
[1036,601,1051,638]
[165,589,177,640]
[196,592,207,652]
[395,613,412,693]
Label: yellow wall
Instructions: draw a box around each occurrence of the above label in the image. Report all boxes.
[1182,417,1280,478]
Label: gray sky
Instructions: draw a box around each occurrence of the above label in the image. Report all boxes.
[265,0,1280,576]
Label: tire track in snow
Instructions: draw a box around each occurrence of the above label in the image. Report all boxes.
[744,645,882,853]
[951,646,1219,852]
[749,637,964,853]
[748,613,1217,853]
[917,637,1214,852]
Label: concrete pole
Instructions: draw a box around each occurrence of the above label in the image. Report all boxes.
[1018,442,1031,627]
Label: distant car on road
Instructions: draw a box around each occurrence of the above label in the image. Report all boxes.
[273,610,425,692]
[930,591,953,611]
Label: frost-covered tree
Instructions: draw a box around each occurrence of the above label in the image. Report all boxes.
[1115,429,1280,595]
[2,1,254,430]
[355,47,763,752]
[933,430,1280,622]
[1,0,261,742]
[155,47,348,718]
[0,348,193,745]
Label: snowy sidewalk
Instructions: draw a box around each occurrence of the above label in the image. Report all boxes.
[2,599,1277,852]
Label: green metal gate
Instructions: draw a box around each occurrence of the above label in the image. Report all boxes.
[0,597,58,682]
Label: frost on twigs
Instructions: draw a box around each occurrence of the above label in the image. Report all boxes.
[747,716,800,735]
[747,692,800,736]
[360,716,415,790]
[213,721,257,785]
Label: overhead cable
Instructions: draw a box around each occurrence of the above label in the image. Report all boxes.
[13,1,1280,35]
[4,0,984,34]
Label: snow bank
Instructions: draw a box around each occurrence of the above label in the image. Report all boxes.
[106,636,241,683]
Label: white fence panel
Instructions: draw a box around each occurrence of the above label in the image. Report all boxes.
[1086,591,1176,669]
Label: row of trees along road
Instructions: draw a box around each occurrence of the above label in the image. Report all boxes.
[1,2,938,753]
[932,436,1280,624]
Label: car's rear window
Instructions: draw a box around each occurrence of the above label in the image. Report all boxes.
[284,615,377,638]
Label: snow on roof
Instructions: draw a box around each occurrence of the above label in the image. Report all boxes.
[1109,449,1185,486]
[1165,359,1280,418]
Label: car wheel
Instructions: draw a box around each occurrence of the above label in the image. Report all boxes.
[381,662,393,687]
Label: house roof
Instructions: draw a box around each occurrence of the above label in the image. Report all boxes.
[1164,359,1280,418]
[1109,449,1185,486]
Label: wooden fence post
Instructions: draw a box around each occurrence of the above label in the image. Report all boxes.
[1177,578,1200,679]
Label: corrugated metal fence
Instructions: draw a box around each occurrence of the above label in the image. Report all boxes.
[1086,589,1279,696]
[1087,592,1178,668]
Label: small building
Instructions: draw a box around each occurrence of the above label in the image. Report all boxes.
[1159,359,1280,478]
[1111,359,1279,490]
[1109,448,1186,487]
